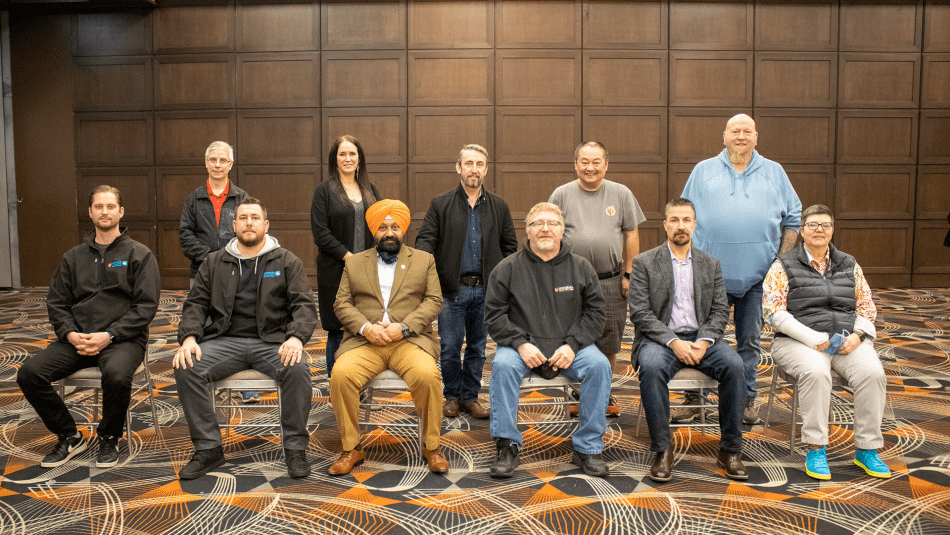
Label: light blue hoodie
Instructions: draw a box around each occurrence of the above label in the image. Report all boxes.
[682,149,801,297]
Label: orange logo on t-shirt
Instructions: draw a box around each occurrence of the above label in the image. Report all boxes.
[606,206,616,216]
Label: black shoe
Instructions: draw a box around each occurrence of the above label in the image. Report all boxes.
[179,446,225,480]
[285,448,310,479]
[41,433,87,468]
[572,451,609,477]
[490,438,519,479]
[95,436,120,468]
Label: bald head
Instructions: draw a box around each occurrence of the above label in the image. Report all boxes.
[723,113,758,165]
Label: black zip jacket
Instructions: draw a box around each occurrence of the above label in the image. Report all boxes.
[47,228,160,349]
[485,239,606,357]
[178,243,318,345]
[179,182,249,277]
[414,184,518,299]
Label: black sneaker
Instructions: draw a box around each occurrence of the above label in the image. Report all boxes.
[179,446,225,480]
[95,436,120,468]
[743,396,763,425]
[572,450,609,477]
[490,438,519,479]
[41,433,87,468]
[285,448,310,479]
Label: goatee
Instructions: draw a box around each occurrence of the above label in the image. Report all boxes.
[376,236,401,255]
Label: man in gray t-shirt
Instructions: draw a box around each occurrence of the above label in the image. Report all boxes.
[549,141,646,417]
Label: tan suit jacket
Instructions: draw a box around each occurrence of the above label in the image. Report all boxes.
[334,244,442,357]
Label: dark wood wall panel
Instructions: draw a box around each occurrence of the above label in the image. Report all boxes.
[408,108,493,163]
[41,1,948,289]
[755,53,836,107]
[155,55,235,109]
[496,0,581,48]
[75,57,152,111]
[583,1,667,49]
[408,0,493,49]
[408,51,494,106]
[237,2,319,52]
[584,51,667,106]
[237,53,320,108]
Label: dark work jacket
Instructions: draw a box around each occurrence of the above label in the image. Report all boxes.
[485,240,605,357]
[945,212,950,247]
[178,245,318,345]
[414,184,518,300]
[47,228,160,350]
[777,243,856,337]
[179,182,249,277]
[310,180,380,331]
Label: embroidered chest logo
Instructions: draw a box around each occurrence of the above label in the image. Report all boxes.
[107,260,128,268]
[554,286,574,293]
[605,206,616,217]
[263,271,281,278]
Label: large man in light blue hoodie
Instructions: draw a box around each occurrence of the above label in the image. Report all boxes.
[681,114,801,424]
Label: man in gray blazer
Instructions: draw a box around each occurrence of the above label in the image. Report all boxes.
[629,197,747,483]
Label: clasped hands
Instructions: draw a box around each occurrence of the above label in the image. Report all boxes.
[67,331,111,356]
[670,338,710,366]
[814,332,861,355]
[518,342,575,371]
[364,321,405,346]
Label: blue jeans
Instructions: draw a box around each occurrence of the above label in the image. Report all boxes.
[638,333,745,453]
[325,329,343,378]
[439,285,488,403]
[489,344,610,454]
[727,280,765,399]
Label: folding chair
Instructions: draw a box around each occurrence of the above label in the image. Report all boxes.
[763,366,852,453]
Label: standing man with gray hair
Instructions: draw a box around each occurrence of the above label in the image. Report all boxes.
[179,141,257,403]
[550,141,646,417]
[415,144,518,420]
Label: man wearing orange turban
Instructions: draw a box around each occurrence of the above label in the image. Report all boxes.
[328,199,448,475]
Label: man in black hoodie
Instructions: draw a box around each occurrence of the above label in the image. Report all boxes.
[484,202,610,478]
[18,185,160,470]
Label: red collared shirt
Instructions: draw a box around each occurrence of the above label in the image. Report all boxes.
[207,178,230,227]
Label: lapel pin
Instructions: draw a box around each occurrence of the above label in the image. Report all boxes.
[401,265,406,269]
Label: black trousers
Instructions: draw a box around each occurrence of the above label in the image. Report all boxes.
[17,340,144,439]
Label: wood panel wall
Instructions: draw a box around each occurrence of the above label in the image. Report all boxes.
[16,0,950,288]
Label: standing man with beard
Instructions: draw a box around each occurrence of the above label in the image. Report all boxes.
[679,114,801,425]
[629,198,747,482]
[18,185,160,470]
[173,199,317,480]
[415,144,518,420]
[327,200,447,476]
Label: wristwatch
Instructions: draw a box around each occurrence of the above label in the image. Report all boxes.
[401,323,411,338]
[855,330,870,342]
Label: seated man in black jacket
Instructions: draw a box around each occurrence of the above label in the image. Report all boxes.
[18,185,160,469]
[173,199,318,480]
[484,202,611,478]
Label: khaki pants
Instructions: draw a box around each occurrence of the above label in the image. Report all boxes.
[330,340,443,451]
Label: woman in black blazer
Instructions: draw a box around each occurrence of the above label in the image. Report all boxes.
[310,135,379,376]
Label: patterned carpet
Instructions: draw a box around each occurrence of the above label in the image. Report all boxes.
[0,288,948,534]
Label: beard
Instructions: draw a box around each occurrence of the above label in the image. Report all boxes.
[535,238,555,250]
[670,232,690,246]
[94,219,118,233]
[376,236,401,255]
[237,230,264,248]
[461,173,483,189]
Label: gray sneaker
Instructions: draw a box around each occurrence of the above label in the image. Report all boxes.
[743,397,763,425]
[670,394,702,423]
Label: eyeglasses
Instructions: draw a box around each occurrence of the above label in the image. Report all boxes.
[528,220,562,229]
[207,158,231,165]
[803,222,833,230]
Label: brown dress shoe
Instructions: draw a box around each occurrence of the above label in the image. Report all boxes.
[442,399,460,418]
[650,449,674,482]
[423,446,449,473]
[717,449,749,480]
[328,449,365,476]
[460,399,489,419]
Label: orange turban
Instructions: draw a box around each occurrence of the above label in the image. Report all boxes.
[365,199,410,233]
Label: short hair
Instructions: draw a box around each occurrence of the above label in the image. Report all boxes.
[205,141,234,161]
[237,197,267,220]
[525,202,563,226]
[664,197,695,219]
[89,185,122,208]
[801,204,834,225]
[456,144,489,165]
[573,141,609,162]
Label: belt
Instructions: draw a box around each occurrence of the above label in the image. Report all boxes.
[597,265,623,280]
[460,274,483,287]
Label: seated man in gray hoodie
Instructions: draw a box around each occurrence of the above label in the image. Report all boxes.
[484,202,611,478]
[173,198,318,480]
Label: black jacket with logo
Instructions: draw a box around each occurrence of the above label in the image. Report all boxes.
[47,228,161,349]
[179,182,249,277]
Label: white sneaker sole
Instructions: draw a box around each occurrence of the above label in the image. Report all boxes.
[41,440,88,468]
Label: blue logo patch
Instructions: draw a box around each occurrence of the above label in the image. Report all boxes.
[108,261,128,268]
[263,271,281,278]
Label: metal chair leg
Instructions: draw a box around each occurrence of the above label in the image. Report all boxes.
[763,371,778,432]
[789,382,799,454]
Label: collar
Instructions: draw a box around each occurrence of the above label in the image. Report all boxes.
[666,242,692,262]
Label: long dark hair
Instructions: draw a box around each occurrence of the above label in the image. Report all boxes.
[328,135,376,205]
